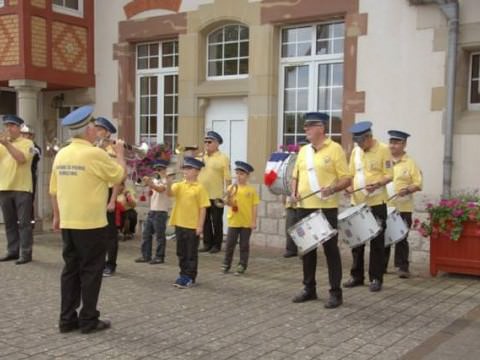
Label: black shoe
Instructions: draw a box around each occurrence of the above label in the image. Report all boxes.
[343,278,364,288]
[209,247,220,254]
[324,294,343,309]
[15,258,31,265]
[0,254,19,262]
[369,279,382,292]
[80,319,111,334]
[283,252,297,258]
[103,268,114,277]
[59,322,79,333]
[199,247,212,253]
[149,257,164,264]
[134,257,150,263]
[292,289,318,303]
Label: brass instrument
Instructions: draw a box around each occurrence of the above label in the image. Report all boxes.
[96,138,149,159]
[175,144,204,158]
[0,130,11,143]
[214,183,238,208]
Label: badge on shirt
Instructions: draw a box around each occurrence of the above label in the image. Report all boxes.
[323,156,331,165]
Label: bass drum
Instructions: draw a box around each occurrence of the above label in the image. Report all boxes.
[265,152,297,196]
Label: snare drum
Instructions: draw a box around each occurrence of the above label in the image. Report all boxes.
[288,210,337,255]
[265,152,297,195]
[338,204,381,248]
[385,207,409,247]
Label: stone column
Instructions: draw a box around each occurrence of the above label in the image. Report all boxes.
[8,79,47,229]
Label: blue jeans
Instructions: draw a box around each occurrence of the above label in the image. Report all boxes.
[141,211,168,260]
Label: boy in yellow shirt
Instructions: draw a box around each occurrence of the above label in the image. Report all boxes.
[167,157,210,288]
[221,161,260,275]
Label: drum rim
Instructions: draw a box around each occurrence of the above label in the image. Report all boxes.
[338,203,368,220]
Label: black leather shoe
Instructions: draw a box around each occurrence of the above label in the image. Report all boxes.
[199,247,212,253]
[59,322,79,333]
[80,319,111,334]
[209,247,220,254]
[398,270,411,279]
[283,252,297,258]
[343,278,364,288]
[369,279,382,292]
[134,257,150,263]
[0,254,19,262]
[292,289,318,303]
[324,294,343,309]
[15,258,31,265]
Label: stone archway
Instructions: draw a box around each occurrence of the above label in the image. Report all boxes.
[123,0,182,19]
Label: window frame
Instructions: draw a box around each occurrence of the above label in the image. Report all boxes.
[52,0,84,18]
[0,1,5,8]
[135,40,179,147]
[468,52,480,111]
[206,24,249,81]
[277,21,345,146]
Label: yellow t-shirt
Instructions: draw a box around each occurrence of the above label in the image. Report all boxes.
[168,180,210,229]
[227,184,260,228]
[349,139,393,207]
[292,139,351,209]
[198,151,231,199]
[117,187,137,210]
[0,137,34,192]
[49,138,125,229]
[388,154,423,212]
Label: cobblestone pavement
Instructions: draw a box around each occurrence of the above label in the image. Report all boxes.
[1,232,480,360]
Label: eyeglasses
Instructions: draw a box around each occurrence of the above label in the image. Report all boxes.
[204,140,213,144]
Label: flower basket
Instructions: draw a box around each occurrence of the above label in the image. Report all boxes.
[430,221,480,276]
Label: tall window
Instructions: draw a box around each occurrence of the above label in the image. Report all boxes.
[469,52,480,111]
[280,22,344,145]
[136,40,178,147]
[0,1,5,8]
[207,24,249,79]
[52,0,83,17]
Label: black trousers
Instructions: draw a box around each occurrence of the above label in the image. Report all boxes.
[202,200,224,250]
[285,208,298,254]
[60,227,108,330]
[176,226,200,281]
[296,208,342,295]
[122,209,138,234]
[385,212,412,272]
[105,188,119,271]
[105,210,119,271]
[0,191,33,259]
[350,203,387,283]
[223,227,252,269]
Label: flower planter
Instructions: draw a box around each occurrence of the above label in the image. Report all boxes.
[430,221,480,276]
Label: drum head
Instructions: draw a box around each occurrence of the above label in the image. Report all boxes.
[338,204,366,220]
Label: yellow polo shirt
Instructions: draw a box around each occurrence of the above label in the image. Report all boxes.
[349,140,393,207]
[49,138,125,229]
[292,139,351,209]
[169,180,210,229]
[0,137,34,192]
[227,184,260,228]
[388,154,423,212]
[198,151,231,199]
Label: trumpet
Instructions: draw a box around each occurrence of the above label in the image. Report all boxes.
[214,184,238,208]
[96,138,149,159]
[175,144,204,157]
[0,130,11,143]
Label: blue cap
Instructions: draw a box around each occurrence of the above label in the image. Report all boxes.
[95,117,117,134]
[304,112,329,125]
[61,105,94,130]
[388,130,410,141]
[205,131,223,144]
[153,159,170,169]
[2,114,24,126]
[349,121,373,140]
[234,161,254,173]
[182,156,205,169]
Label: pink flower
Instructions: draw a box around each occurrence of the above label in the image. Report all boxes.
[467,202,477,208]
[426,203,433,209]
[452,209,464,217]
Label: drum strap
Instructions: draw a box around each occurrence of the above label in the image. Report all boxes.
[353,146,368,196]
[305,144,332,200]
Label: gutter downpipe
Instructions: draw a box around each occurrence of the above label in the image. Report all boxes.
[438,0,459,197]
[409,0,459,197]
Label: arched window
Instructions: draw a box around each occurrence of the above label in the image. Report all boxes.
[207,24,249,79]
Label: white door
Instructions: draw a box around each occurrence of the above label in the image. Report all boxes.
[205,97,248,173]
[205,97,248,234]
